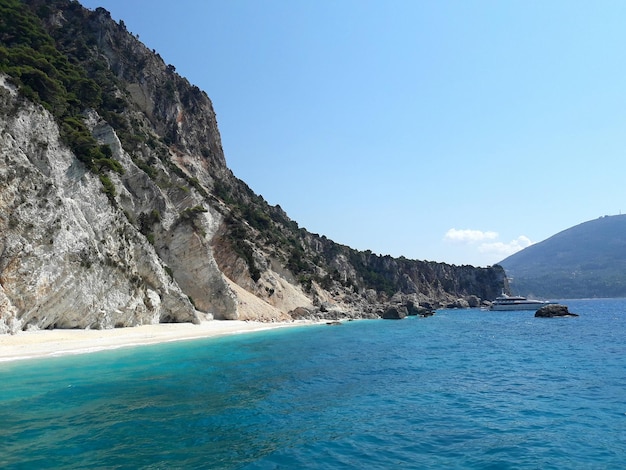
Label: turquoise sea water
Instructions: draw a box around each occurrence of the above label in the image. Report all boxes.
[1,298,625,469]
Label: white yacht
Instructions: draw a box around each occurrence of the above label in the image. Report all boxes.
[489,293,554,311]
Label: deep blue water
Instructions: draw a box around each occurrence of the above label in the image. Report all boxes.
[1,299,625,469]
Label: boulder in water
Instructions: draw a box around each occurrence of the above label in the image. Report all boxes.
[535,304,579,318]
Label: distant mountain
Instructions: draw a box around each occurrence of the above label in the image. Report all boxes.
[498,215,626,299]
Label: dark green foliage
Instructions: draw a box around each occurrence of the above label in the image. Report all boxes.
[188,177,208,198]
[179,205,207,222]
[99,143,112,158]
[287,247,308,275]
[320,273,334,290]
[242,205,271,231]
[174,205,208,238]
[0,0,54,50]
[269,204,299,232]
[133,157,158,180]
[61,117,122,174]
[0,0,122,199]
[99,174,116,205]
[348,251,397,296]
[138,209,161,236]
[138,209,161,244]
[298,274,313,292]
[94,157,123,174]
[213,179,232,203]
[74,77,101,107]
[227,219,261,282]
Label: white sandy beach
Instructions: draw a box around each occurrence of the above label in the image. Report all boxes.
[0,320,321,363]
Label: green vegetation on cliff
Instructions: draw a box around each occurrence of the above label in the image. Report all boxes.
[0,0,121,191]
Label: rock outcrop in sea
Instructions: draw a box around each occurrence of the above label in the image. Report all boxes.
[0,0,506,333]
[535,304,579,318]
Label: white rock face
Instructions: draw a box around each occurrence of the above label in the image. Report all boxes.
[0,79,203,333]
[1,58,315,332]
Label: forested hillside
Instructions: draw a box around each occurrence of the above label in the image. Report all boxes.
[499,215,626,298]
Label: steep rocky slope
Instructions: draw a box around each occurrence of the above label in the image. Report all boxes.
[0,0,505,333]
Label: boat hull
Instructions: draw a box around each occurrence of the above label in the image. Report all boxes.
[490,302,552,311]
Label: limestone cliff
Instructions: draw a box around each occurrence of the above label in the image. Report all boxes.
[0,0,505,333]
[0,74,199,333]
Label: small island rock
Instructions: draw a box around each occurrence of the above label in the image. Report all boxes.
[535,304,579,318]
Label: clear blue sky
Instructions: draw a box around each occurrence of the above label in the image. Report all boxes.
[80,0,626,267]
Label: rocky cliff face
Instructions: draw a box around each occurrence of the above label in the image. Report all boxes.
[0,74,199,333]
[0,0,505,333]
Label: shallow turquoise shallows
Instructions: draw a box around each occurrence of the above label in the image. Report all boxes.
[1,299,625,469]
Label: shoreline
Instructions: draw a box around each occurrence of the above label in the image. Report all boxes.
[0,320,324,364]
